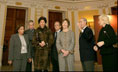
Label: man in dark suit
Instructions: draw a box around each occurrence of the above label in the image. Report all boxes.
[78,18,95,71]
[51,21,61,72]
[25,20,35,71]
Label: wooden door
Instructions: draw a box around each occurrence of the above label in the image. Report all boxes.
[94,15,102,64]
[48,11,62,32]
[2,8,26,65]
[111,6,118,15]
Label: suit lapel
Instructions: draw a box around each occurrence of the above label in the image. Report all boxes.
[16,34,22,46]
[83,27,88,33]
[16,34,22,53]
[24,34,28,45]
[79,27,88,38]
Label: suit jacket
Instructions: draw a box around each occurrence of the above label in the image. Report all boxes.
[25,29,35,58]
[79,27,95,62]
[51,30,61,60]
[98,24,117,55]
[25,29,35,41]
[56,30,75,54]
[8,34,31,60]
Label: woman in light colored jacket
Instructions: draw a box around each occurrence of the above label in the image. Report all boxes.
[56,19,75,71]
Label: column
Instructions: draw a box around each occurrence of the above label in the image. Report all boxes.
[99,8,104,15]
[105,7,111,15]
[74,10,80,61]
[26,5,36,29]
[30,7,35,21]
[43,8,48,25]
[67,10,72,30]
[0,2,7,68]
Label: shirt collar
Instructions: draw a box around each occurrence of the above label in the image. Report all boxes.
[56,29,61,33]
[82,26,87,33]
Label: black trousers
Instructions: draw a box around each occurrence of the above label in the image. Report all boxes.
[26,62,32,71]
[102,54,114,71]
[51,50,59,72]
[81,61,94,71]
[26,56,34,71]
[114,48,118,71]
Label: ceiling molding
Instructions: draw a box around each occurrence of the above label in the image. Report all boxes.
[38,0,104,3]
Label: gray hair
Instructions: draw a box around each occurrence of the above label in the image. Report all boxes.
[28,20,34,25]
[81,18,87,24]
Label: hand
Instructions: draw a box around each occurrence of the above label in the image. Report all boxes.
[97,41,104,47]
[77,22,82,30]
[93,46,98,51]
[39,41,46,47]
[39,43,43,47]
[28,58,32,63]
[41,41,46,46]
[8,60,12,65]
[63,51,69,57]
[61,49,65,53]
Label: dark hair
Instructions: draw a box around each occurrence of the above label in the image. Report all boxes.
[16,25,24,33]
[54,21,62,26]
[62,19,70,27]
[38,16,47,24]
[28,20,34,23]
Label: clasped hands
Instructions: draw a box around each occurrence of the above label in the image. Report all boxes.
[39,41,46,47]
[93,41,104,51]
[61,49,69,57]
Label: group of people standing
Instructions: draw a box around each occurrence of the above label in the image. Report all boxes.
[8,15,117,72]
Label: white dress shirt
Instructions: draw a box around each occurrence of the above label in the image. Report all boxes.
[81,26,87,33]
[19,35,27,54]
[55,29,61,37]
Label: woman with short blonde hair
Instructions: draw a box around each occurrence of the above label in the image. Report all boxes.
[94,14,117,71]
[98,15,110,25]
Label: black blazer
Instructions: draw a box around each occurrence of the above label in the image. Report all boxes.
[51,30,61,60]
[98,24,116,55]
[8,34,31,60]
[79,27,95,62]
[25,29,36,58]
[25,29,35,41]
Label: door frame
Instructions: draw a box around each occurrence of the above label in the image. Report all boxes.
[48,10,65,32]
[7,6,29,29]
[48,9,66,20]
[1,6,28,66]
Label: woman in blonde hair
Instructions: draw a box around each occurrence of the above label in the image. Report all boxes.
[93,15,117,71]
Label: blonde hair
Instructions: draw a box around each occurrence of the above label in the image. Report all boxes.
[99,15,110,25]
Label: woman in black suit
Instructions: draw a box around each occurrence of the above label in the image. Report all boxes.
[8,25,32,71]
[94,15,117,71]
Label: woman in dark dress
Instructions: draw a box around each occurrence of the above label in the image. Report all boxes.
[93,15,117,71]
[32,17,54,72]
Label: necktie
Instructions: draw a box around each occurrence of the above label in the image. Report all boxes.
[55,32,57,40]
[30,29,34,33]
